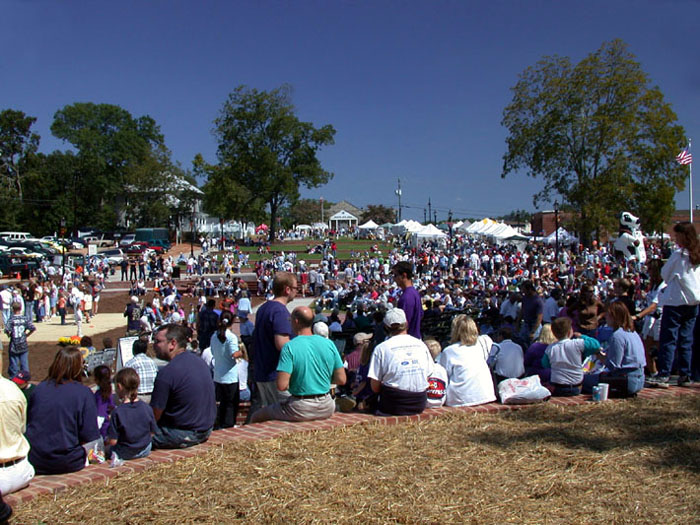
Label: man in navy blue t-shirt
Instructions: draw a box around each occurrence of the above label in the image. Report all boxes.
[151,324,216,448]
[250,271,296,416]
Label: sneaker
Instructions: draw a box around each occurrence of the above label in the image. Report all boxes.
[336,395,357,413]
[677,375,692,387]
[652,376,670,389]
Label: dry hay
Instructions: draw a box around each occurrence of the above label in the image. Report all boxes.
[15,395,700,524]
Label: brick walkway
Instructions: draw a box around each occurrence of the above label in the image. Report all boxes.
[6,384,699,507]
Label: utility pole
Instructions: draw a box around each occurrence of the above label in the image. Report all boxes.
[433,210,437,224]
[320,196,324,224]
[428,198,432,224]
[395,179,402,222]
[423,209,427,224]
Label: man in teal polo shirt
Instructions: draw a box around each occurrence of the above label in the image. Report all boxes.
[250,306,346,423]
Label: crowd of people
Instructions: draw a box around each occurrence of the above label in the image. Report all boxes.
[1,221,699,510]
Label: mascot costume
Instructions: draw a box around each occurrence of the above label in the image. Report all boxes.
[613,211,647,264]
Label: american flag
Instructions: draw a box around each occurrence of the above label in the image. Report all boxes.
[676,146,692,165]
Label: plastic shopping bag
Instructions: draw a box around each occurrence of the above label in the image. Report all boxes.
[498,375,551,405]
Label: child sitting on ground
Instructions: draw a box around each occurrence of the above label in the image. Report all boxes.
[424,339,447,408]
[543,317,601,397]
[106,367,157,461]
[93,365,116,440]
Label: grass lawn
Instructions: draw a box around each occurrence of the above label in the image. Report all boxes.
[14,395,699,524]
[219,238,395,263]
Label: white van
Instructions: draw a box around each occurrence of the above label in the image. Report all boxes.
[0,231,32,242]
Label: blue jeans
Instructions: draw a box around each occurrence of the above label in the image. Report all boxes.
[24,301,34,322]
[657,304,698,377]
[112,442,152,460]
[583,368,645,396]
[8,352,29,378]
[152,426,211,449]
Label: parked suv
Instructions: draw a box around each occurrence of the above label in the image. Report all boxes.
[100,248,125,265]
[119,234,136,247]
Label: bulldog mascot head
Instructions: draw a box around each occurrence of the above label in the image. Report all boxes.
[613,211,646,263]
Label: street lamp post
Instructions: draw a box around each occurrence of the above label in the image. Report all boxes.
[395,179,402,222]
[554,201,560,262]
[60,217,66,277]
[190,206,195,258]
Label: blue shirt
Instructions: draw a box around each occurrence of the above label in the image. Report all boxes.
[150,351,216,432]
[107,400,157,453]
[210,330,239,384]
[605,328,646,373]
[253,300,292,382]
[26,380,100,475]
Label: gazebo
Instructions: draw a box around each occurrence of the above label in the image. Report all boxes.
[328,209,359,232]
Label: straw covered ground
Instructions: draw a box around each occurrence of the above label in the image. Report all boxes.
[15,395,699,524]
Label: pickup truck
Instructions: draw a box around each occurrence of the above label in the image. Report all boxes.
[84,235,115,248]
[0,254,39,277]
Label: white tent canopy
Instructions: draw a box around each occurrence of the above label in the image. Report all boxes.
[544,227,578,246]
[410,223,448,247]
[358,220,379,229]
[295,224,312,231]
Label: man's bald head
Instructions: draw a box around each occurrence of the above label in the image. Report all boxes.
[291,306,314,334]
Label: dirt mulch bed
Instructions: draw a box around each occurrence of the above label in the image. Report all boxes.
[14,395,700,524]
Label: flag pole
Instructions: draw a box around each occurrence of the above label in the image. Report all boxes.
[690,138,694,223]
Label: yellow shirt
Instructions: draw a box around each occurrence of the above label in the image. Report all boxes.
[0,377,30,461]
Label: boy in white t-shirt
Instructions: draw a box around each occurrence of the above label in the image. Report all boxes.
[543,317,601,396]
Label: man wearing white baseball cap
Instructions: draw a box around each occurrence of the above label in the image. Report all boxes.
[367,308,434,416]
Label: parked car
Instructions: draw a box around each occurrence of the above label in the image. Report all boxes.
[149,239,171,252]
[120,234,136,247]
[100,248,125,265]
[125,242,151,255]
[0,254,40,276]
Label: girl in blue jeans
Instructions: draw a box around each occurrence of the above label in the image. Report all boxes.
[649,222,700,388]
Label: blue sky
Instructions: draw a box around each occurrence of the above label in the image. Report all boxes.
[3,1,698,222]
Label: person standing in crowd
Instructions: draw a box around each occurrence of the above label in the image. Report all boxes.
[124,296,142,336]
[649,222,700,388]
[249,272,296,418]
[5,303,36,378]
[393,261,423,339]
[211,311,243,429]
[197,299,219,352]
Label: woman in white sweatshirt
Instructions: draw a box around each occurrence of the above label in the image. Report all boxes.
[650,222,700,388]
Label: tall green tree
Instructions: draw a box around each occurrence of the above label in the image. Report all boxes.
[196,153,265,230]
[213,85,336,241]
[22,151,78,235]
[501,39,687,242]
[0,109,40,227]
[361,204,396,225]
[51,102,167,231]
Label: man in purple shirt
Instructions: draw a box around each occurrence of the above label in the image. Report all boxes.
[393,261,423,339]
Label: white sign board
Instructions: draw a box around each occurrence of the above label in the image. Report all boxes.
[88,244,97,256]
[116,336,139,370]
